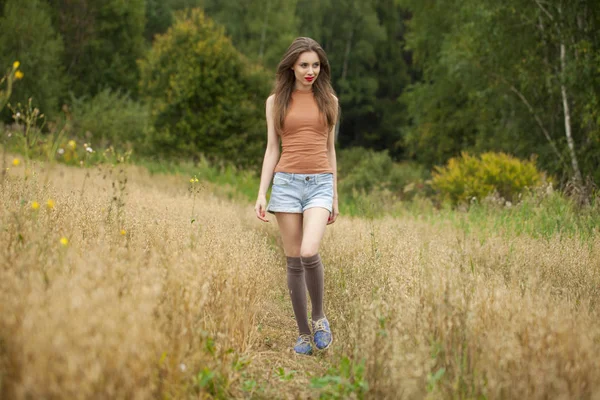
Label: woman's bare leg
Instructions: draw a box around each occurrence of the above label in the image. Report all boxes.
[275,213,310,335]
[275,212,303,257]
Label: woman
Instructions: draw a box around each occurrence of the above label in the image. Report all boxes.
[254,37,339,355]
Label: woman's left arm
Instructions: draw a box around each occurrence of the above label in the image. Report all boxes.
[327,120,339,225]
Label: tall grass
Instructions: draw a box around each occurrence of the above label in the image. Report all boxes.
[0,160,278,398]
[1,157,599,399]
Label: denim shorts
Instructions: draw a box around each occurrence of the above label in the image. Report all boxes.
[267,172,334,214]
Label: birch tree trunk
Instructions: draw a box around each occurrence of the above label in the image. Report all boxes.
[560,38,583,185]
[258,0,271,61]
[536,0,584,185]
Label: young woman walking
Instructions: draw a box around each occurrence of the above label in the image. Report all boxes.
[254,37,339,355]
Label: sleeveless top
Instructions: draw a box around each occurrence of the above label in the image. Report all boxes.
[274,90,333,174]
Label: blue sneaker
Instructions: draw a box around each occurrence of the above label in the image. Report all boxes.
[312,317,333,350]
[293,334,313,355]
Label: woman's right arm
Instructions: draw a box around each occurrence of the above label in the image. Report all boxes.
[255,95,279,222]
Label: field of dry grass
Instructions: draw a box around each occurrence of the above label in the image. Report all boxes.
[1,159,599,399]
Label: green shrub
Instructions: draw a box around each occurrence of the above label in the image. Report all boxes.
[388,161,431,197]
[138,8,270,168]
[338,147,429,199]
[68,89,150,152]
[338,147,394,193]
[432,151,545,205]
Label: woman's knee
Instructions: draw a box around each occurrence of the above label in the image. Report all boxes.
[300,246,319,259]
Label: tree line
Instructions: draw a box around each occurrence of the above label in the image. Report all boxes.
[0,0,598,184]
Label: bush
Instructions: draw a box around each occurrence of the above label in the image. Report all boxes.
[138,8,270,168]
[338,147,394,193]
[68,89,150,153]
[338,147,429,197]
[432,151,545,205]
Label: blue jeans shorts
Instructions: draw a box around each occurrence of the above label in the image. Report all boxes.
[267,172,334,214]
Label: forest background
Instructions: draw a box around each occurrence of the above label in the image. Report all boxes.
[1,0,599,208]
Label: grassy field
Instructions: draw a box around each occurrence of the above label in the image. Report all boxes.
[1,157,599,399]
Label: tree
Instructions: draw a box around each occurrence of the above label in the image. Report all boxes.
[296,0,389,150]
[201,0,299,70]
[0,0,66,118]
[144,0,173,42]
[47,0,146,97]
[398,0,600,184]
[139,8,271,167]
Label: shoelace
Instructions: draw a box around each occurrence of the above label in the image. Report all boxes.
[313,318,329,333]
[297,334,311,345]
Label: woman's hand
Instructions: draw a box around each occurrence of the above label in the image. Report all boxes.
[327,199,339,225]
[255,195,269,222]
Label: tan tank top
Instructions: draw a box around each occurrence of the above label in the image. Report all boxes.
[274,90,333,174]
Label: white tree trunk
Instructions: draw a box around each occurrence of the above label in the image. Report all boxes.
[258,0,271,60]
[560,42,583,185]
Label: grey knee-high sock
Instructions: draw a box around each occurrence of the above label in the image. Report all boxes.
[286,256,311,335]
[301,253,325,321]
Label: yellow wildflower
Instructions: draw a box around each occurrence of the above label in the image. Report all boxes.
[31,201,40,210]
[120,229,127,236]
[60,237,69,246]
[12,158,20,166]
[15,71,24,80]
[189,178,194,183]
[68,140,76,149]
[13,61,20,69]
[47,199,55,209]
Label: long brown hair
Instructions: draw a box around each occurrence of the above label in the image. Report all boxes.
[272,37,338,134]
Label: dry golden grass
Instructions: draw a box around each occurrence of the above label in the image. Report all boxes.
[1,159,599,399]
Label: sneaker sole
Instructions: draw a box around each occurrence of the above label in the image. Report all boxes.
[315,336,333,351]
[294,349,313,356]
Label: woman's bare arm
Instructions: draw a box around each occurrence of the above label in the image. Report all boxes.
[258,95,280,197]
[255,95,280,221]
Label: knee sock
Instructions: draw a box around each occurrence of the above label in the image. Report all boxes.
[301,253,325,322]
[286,256,311,335]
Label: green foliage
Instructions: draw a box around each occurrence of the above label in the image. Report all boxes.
[426,367,446,393]
[195,367,228,398]
[144,0,174,41]
[198,0,410,157]
[0,0,66,119]
[138,8,270,168]
[68,89,150,152]
[399,0,600,184]
[6,98,49,162]
[296,0,404,153]
[201,0,299,70]
[139,156,261,203]
[432,152,545,206]
[338,147,395,193]
[465,190,600,240]
[338,146,429,196]
[49,0,146,97]
[0,62,21,111]
[310,357,369,399]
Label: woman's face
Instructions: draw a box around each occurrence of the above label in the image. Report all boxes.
[291,51,321,90]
